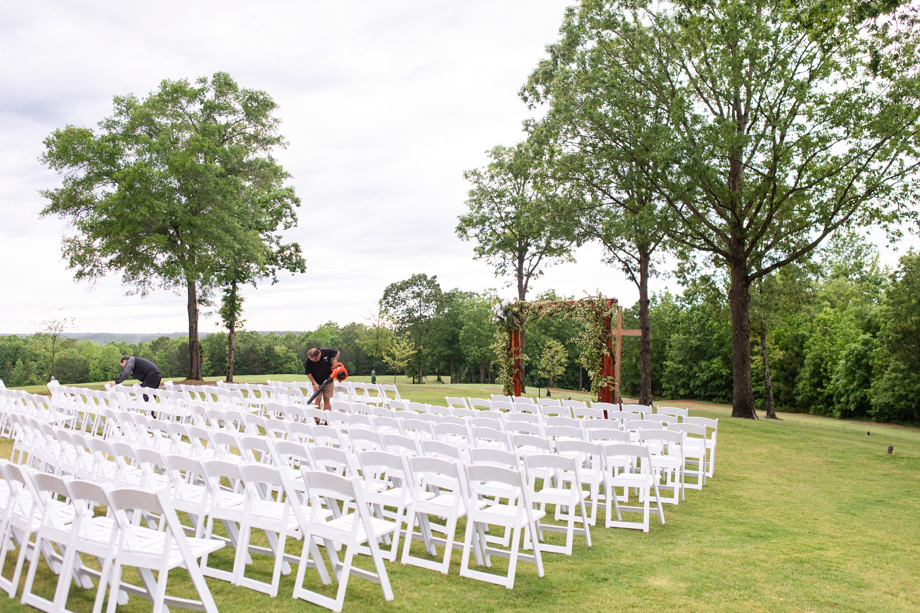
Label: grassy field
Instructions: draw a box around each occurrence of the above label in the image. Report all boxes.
[2,385,919,612]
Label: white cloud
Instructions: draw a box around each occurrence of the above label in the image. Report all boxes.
[2,1,912,336]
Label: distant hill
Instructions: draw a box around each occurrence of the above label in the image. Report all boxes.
[1,331,305,345]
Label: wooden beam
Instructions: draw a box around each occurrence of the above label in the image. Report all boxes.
[612,307,641,403]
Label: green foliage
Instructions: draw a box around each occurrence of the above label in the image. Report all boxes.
[661,288,733,403]
[382,333,417,384]
[40,72,300,380]
[870,252,920,423]
[458,141,576,299]
[380,273,443,383]
[524,0,920,417]
[538,338,568,387]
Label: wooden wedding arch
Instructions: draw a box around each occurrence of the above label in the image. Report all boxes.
[501,297,640,403]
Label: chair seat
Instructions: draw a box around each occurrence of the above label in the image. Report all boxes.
[475,503,546,527]
[322,514,397,544]
[121,528,225,567]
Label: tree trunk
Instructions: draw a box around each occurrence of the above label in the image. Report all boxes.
[638,247,652,405]
[579,365,583,392]
[187,279,203,381]
[761,322,779,420]
[227,319,236,383]
[489,362,493,384]
[517,257,527,392]
[519,329,526,393]
[728,250,756,418]
[480,363,486,384]
[416,330,423,384]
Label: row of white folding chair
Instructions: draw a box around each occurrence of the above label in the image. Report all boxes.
[0,459,222,613]
[99,399,712,495]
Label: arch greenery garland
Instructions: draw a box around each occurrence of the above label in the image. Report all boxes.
[490,294,617,397]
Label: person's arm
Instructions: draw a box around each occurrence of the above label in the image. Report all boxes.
[332,351,341,367]
[114,357,134,385]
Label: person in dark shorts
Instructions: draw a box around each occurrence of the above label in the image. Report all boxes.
[114,356,163,401]
[305,347,340,411]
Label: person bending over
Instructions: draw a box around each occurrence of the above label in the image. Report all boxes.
[114,356,162,401]
[305,347,340,411]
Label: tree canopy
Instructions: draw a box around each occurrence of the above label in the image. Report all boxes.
[524,0,920,417]
[457,141,578,301]
[40,72,302,380]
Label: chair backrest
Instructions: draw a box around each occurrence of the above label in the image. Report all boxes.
[684,416,718,434]
[307,444,357,476]
[490,401,513,413]
[546,415,582,429]
[546,424,586,442]
[591,402,618,414]
[399,418,435,438]
[538,404,570,419]
[505,421,542,437]
[382,433,421,456]
[420,439,464,462]
[555,438,604,463]
[537,397,562,408]
[623,419,665,432]
[349,428,386,453]
[645,414,678,425]
[562,399,588,409]
[657,406,689,419]
[469,446,520,469]
[588,428,630,444]
[445,396,469,410]
[467,398,491,411]
[434,422,472,441]
[471,426,512,451]
[603,443,653,471]
[622,404,652,414]
[511,434,553,455]
[669,423,707,440]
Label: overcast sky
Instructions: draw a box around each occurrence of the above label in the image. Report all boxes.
[0,1,913,336]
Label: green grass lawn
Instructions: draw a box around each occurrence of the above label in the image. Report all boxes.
[3,386,919,612]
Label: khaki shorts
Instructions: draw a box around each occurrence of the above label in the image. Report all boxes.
[316,381,334,401]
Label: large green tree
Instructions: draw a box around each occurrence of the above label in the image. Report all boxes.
[458,141,578,302]
[217,204,305,382]
[380,273,443,383]
[41,72,300,380]
[525,0,920,417]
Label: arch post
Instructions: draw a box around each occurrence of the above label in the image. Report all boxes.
[510,328,523,397]
[598,301,616,404]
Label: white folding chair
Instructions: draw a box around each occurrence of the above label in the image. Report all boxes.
[639,429,686,504]
[670,423,708,489]
[523,453,592,555]
[460,464,545,589]
[234,463,299,596]
[603,443,665,532]
[293,470,396,612]
[401,455,480,574]
[355,450,413,561]
[102,487,223,613]
[685,416,718,478]
[555,439,605,526]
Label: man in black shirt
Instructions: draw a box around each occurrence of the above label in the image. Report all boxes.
[305,347,340,411]
[114,356,163,401]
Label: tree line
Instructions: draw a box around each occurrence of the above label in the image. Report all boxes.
[456,0,920,419]
[7,230,919,424]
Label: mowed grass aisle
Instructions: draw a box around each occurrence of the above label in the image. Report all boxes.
[2,393,918,612]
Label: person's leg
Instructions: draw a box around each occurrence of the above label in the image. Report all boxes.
[141,374,162,413]
[322,382,334,411]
